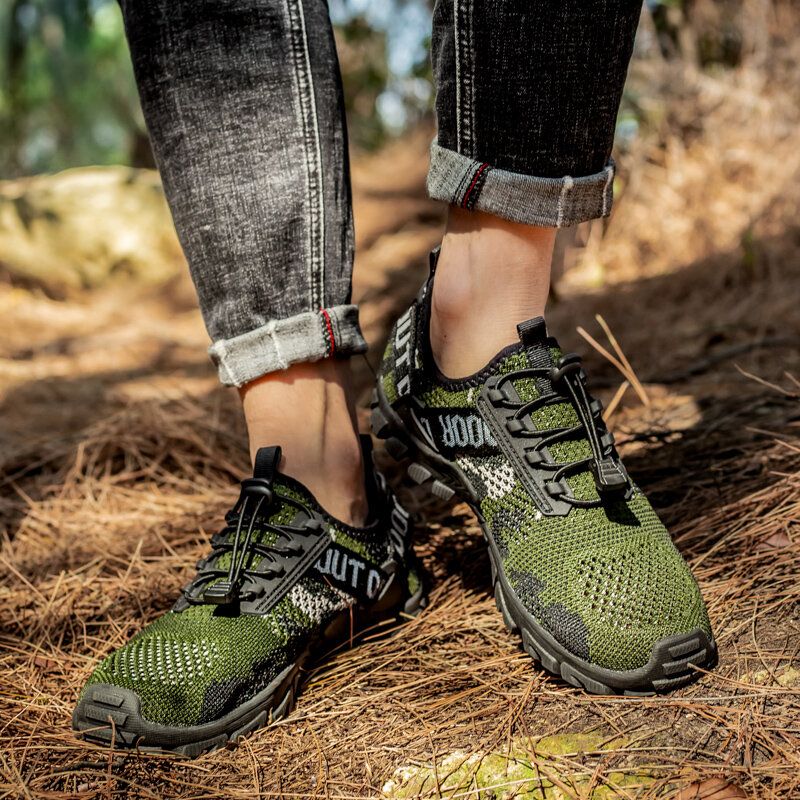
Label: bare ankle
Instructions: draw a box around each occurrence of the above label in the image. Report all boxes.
[430,207,556,377]
[239,359,368,526]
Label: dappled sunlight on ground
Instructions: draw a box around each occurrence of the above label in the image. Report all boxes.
[1,51,800,800]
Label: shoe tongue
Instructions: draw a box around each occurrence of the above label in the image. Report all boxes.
[247,446,315,525]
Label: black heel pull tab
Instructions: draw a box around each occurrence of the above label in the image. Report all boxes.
[429,246,441,275]
[253,446,282,482]
[516,317,548,348]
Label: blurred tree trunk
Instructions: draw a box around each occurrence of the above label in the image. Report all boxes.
[130,131,156,169]
[6,0,27,174]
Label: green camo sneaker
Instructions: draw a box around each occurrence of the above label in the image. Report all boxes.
[372,252,716,695]
[73,438,425,755]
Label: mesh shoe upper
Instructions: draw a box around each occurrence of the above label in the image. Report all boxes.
[379,279,711,672]
[82,457,419,727]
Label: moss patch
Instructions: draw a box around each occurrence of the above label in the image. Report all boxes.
[744,665,800,688]
[382,732,661,799]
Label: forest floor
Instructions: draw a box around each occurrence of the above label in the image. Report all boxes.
[2,52,800,800]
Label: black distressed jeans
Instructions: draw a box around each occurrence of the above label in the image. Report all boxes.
[119,0,642,386]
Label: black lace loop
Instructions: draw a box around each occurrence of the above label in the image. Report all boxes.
[185,481,313,606]
[492,353,629,507]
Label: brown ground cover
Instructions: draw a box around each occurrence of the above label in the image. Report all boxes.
[1,26,799,800]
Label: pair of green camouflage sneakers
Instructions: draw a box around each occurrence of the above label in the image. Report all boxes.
[73,251,716,756]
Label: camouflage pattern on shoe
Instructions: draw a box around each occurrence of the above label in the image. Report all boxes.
[73,439,425,755]
[372,251,716,695]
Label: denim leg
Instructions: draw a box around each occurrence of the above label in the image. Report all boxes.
[119,0,365,386]
[429,0,643,227]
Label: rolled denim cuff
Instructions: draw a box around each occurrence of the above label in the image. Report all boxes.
[427,141,615,228]
[208,304,367,387]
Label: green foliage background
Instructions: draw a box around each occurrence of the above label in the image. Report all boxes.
[0,0,749,179]
[0,0,433,178]
[1,0,144,176]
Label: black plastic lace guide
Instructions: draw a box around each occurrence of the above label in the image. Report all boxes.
[548,354,629,495]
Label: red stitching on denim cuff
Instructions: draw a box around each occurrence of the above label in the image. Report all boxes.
[461,162,490,209]
[320,308,336,356]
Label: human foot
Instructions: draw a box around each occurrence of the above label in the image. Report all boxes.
[73,439,425,755]
[240,358,367,526]
[372,254,716,694]
[430,206,555,377]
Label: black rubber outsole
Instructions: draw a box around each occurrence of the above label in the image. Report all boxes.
[73,582,426,756]
[73,664,299,758]
[370,386,718,696]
